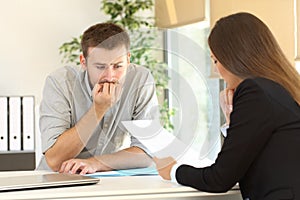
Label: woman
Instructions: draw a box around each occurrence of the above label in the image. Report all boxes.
[154,12,300,200]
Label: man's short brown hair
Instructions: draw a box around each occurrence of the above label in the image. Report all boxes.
[81,23,130,58]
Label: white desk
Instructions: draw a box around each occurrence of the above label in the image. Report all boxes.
[0,171,242,200]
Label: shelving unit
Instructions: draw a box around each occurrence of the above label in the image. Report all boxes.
[0,96,36,171]
[0,151,35,171]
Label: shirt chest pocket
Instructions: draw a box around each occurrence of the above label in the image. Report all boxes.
[112,132,131,150]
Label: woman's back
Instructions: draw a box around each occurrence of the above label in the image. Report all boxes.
[230,77,300,199]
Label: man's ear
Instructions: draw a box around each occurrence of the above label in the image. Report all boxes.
[80,54,87,70]
[127,52,131,64]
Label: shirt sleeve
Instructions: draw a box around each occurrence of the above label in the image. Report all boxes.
[175,79,276,192]
[132,70,159,121]
[39,75,72,153]
[220,123,229,137]
[130,136,151,156]
[170,163,181,183]
[129,68,160,153]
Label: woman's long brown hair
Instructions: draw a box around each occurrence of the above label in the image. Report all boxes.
[208,12,300,105]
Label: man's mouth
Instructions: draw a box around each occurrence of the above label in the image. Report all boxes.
[98,80,120,84]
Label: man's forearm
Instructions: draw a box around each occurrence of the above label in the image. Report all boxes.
[95,146,153,171]
[45,105,104,171]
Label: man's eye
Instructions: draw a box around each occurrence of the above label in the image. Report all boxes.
[115,65,123,68]
[96,66,105,70]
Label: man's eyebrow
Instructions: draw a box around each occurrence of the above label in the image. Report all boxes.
[92,62,106,65]
[111,61,124,65]
[92,61,124,65]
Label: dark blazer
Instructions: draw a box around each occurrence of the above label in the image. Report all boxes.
[176,78,300,200]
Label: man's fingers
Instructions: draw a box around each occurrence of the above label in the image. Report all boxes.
[102,83,110,94]
[59,162,66,173]
[79,167,89,175]
[109,83,116,95]
[93,83,102,94]
[70,162,83,174]
[61,160,75,174]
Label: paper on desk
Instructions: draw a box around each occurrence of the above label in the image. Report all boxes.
[122,120,214,167]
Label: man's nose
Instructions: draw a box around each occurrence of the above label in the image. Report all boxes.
[101,67,115,81]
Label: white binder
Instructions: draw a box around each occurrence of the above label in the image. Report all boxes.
[0,97,8,151]
[9,97,21,151]
[22,96,35,151]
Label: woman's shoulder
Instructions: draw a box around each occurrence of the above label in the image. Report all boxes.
[237,77,288,96]
[238,77,277,88]
[236,77,298,110]
[237,77,286,94]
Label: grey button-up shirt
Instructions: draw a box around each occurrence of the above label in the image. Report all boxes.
[37,64,159,170]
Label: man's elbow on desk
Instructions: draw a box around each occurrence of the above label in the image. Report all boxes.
[44,151,64,172]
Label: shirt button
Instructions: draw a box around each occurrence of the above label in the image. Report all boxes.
[104,123,108,128]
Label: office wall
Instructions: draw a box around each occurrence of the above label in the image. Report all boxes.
[0,0,106,166]
[0,0,106,103]
[210,0,295,66]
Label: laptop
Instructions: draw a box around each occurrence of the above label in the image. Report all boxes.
[0,173,100,192]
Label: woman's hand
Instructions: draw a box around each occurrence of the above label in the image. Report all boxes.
[153,156,177,180]
[219,88,234,125]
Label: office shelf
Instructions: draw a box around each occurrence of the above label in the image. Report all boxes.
[0,151,35,171]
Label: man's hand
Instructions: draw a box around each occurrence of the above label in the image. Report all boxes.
[92,82,121,119]
[153,157,177,180]
[220,89,234,125]
[94,82,117,107]
[59,157,110,175]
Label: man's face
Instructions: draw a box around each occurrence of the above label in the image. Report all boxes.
[81,45,130,89]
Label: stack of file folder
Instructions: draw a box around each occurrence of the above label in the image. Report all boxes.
[0,96,35,152]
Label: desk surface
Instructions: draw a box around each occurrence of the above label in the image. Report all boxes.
[0,171,242,200]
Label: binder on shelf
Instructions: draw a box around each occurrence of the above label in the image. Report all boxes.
[0,97,8,151]
[22,96,35,151]
[9,97,21,151]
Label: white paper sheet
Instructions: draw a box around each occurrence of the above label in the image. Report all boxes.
[122,120,213,167]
